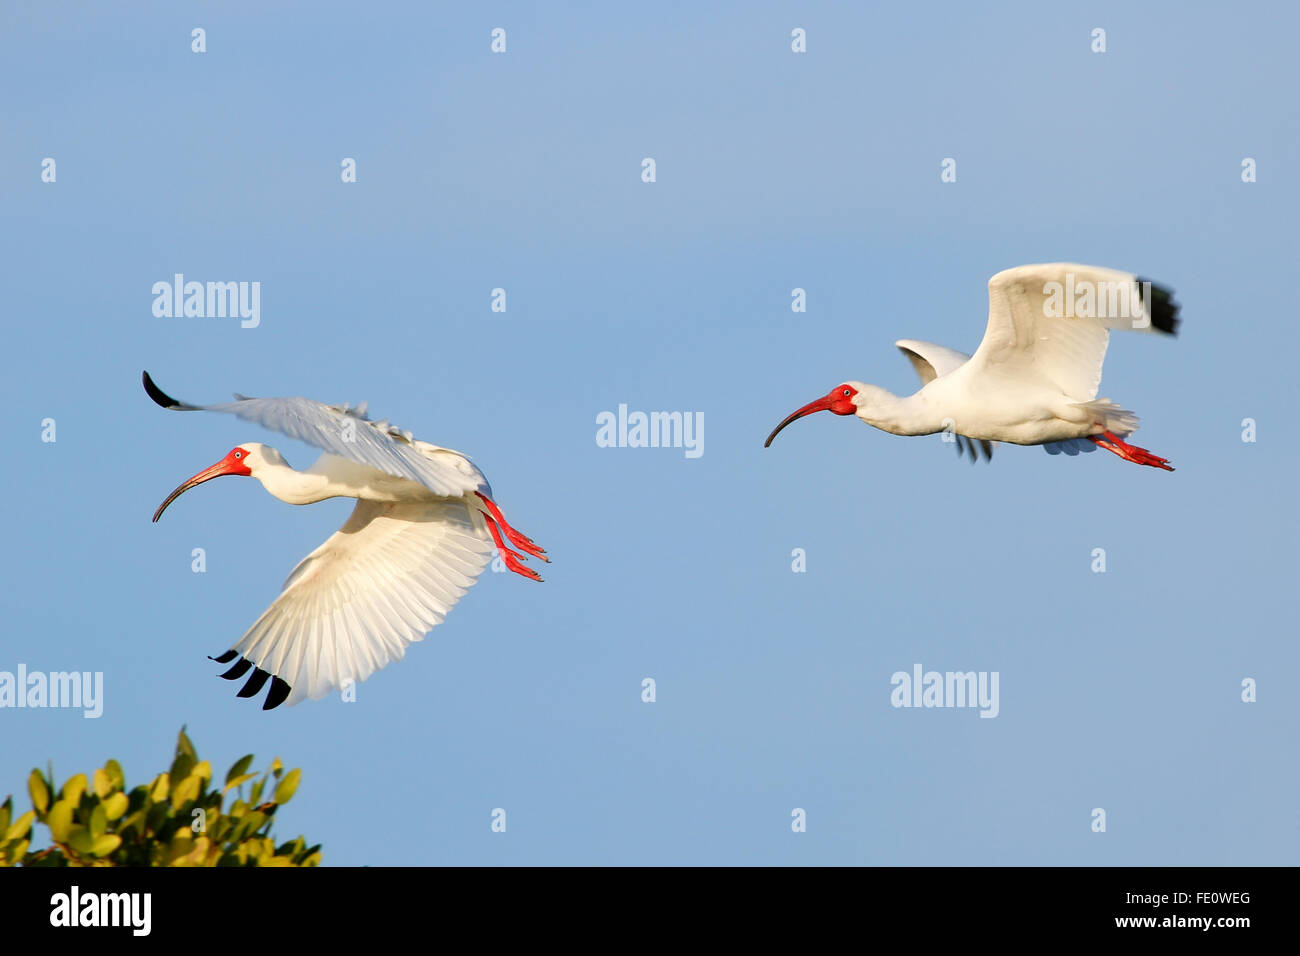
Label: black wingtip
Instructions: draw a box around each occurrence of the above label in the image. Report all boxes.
[263,677,292,710]
[214,653,291,709]
[219,658,254,681]
[236,667,272,699]
[142,370,202,410]
[143,370,182,409]
[1136,279,1180,336]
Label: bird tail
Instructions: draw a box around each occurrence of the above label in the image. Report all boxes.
[1073,399,1140,438]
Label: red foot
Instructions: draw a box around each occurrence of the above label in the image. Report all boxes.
[1090,430,1174,471]
[483,514,543,582]
[475,492,548,562]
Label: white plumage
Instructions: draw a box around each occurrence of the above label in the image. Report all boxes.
[236,498,493,707]
[146,382,486,498]
[144,373,546,709]
[765,263,1180,470]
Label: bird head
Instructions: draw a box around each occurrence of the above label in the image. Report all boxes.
[152,443,279,522]
[764,382,864,447]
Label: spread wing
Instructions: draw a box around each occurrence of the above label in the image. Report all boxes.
[895,339,972,385]
[966,263,1179,403]
[210,498,494,708]
[143,371,483,497]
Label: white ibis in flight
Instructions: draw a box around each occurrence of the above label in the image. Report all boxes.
[765,263,1180,469]
[144,372,546,709]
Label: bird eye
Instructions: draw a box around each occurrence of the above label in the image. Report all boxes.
[234,451,243,459]
[842,388,851,397]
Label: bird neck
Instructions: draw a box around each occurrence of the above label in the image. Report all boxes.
[855,385,943,437]
[253,461,344,505]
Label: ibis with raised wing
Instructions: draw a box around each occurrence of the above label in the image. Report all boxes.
[764,263,1180,469]
[144,372,546,709]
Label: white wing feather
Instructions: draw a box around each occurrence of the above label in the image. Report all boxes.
[968,263,1161,403]
[143,374,482,498]
[208,396,481,497]
[895,339,972,385]
[231,498,493,705]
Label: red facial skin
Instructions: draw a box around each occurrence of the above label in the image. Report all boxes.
[764,385,859,447]
[152,447,253,522]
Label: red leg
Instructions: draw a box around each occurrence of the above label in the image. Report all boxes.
[483,513,543,582]
[1089,431,1174,471]
[475,492,548,561]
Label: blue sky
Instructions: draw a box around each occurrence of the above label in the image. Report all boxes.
[2,1,1296,865]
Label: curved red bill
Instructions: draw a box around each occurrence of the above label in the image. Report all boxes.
[764,395,838,447]
[152,450,251,522]
[764,385,859,447]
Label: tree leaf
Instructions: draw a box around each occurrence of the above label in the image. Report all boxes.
[273,768,301,805]
[66,826,93,856]
[89,803,107,840]
[225,754,255,787]
[46,800,74,842]
[170,774,201,811]
[104,759,125,791]
[176,726,196,761]
[118,808,146,840]
[4,810,35,843]
[103,792,129,821]
[90,834,122,858]
[164,832,193,865]
[222,772,258,794]
[27,770,49,815]
[60,773,87,807]
[232,810,267,842]
[150,773,169,803]
[6,839,29,864]
[168,752,194,787]
[93,768,112,798]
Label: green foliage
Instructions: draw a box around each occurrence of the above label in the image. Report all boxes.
[0,727,321,867]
